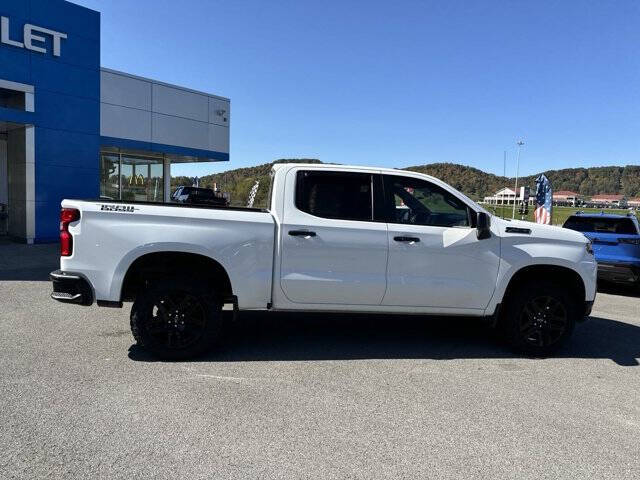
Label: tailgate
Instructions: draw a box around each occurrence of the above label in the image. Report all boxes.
[584,231,640,263]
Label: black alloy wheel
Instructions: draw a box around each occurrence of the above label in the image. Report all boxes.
[147,291,207,350]
[130,282,223,360]
[502,282,578,356]
[518,295,568,348]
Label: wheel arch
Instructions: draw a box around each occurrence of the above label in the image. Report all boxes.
[119,251,233,303]
[500,264,586,309]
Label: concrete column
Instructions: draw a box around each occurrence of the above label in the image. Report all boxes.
[25,126,35,243]
[25,92,35,112]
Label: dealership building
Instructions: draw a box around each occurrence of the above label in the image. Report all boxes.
[0,0,230,243]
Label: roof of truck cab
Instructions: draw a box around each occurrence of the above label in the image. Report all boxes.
[271,163,424,176]
[270,162,488,213]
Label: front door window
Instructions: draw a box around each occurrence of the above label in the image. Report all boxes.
[384,175,472,227]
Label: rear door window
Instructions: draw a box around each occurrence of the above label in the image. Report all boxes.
[295,171,374,221]
[564,216,638,234]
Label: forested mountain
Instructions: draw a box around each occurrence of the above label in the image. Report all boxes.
[172,160,640,206]
[406,164,640,200]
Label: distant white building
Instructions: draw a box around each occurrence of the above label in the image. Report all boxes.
[589,194,627,207]
[483,187,534,206]
[553,191,580,206]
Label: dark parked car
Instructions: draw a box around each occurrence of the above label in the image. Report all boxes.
[171,186,229,207]
[563,212,640,288]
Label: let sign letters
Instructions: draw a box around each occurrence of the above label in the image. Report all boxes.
[1,17,67,57]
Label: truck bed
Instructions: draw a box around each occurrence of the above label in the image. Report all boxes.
[60,198,276,310]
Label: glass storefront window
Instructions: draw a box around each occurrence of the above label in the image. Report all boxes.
[100,151,164,202]
[100,154,120,200]
[121,155,164,202]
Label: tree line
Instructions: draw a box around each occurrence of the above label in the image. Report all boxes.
[405,164,640,200]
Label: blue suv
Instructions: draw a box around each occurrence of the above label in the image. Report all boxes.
[563,212,640,288]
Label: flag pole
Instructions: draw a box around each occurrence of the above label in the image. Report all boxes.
[502,150,506,219]
[511,140,524,219]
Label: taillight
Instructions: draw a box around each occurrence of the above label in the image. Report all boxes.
[60,208,80,257]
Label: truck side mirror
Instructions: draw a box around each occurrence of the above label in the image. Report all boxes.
[477,212,491,240]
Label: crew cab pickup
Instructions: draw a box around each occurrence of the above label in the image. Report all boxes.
[51,164,597,359]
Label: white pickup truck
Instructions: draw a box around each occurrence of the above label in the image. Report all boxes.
[51,163,597,359]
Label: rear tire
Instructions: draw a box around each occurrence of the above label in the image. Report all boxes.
[130,281,223,360]
[502,281,578,356]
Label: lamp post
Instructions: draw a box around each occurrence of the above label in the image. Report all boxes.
[511,140,525,219]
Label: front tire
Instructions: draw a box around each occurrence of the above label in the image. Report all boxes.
[130,281,223,360]
[502,282,578,356]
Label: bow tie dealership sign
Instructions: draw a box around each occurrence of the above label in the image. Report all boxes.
[1,17,67,57]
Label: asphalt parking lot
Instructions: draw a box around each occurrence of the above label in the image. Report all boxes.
[1,242,639,479]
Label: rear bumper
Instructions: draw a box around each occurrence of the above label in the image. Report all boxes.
[50,270,94,306]
[597,262,640,284]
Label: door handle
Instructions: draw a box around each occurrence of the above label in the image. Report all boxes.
[394,236,420,243]
[289,230,317,237]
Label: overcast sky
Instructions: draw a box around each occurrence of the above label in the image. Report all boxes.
[75,0,640,177]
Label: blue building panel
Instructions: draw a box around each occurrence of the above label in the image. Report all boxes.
[0,9,30,42]
[0,0,100,242]
[0,46,31,84]
[1,0,229,243]
[31,57,100,100]
[0,107,35,125]
[29,36,101,70]
[29,0,101,42]
[34,208,62,243]
[35,164,99,204]
[35,91,100,134]
[35,127,101,169]
[0,1,29,19]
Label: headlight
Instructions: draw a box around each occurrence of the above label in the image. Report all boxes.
[585,241,594,256]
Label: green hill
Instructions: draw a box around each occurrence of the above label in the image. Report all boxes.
[172,160,640,206]
[405,163,640,201]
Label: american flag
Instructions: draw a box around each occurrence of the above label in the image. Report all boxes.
[534,174,553,225]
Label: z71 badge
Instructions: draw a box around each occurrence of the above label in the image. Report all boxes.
[100,204,139,213]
